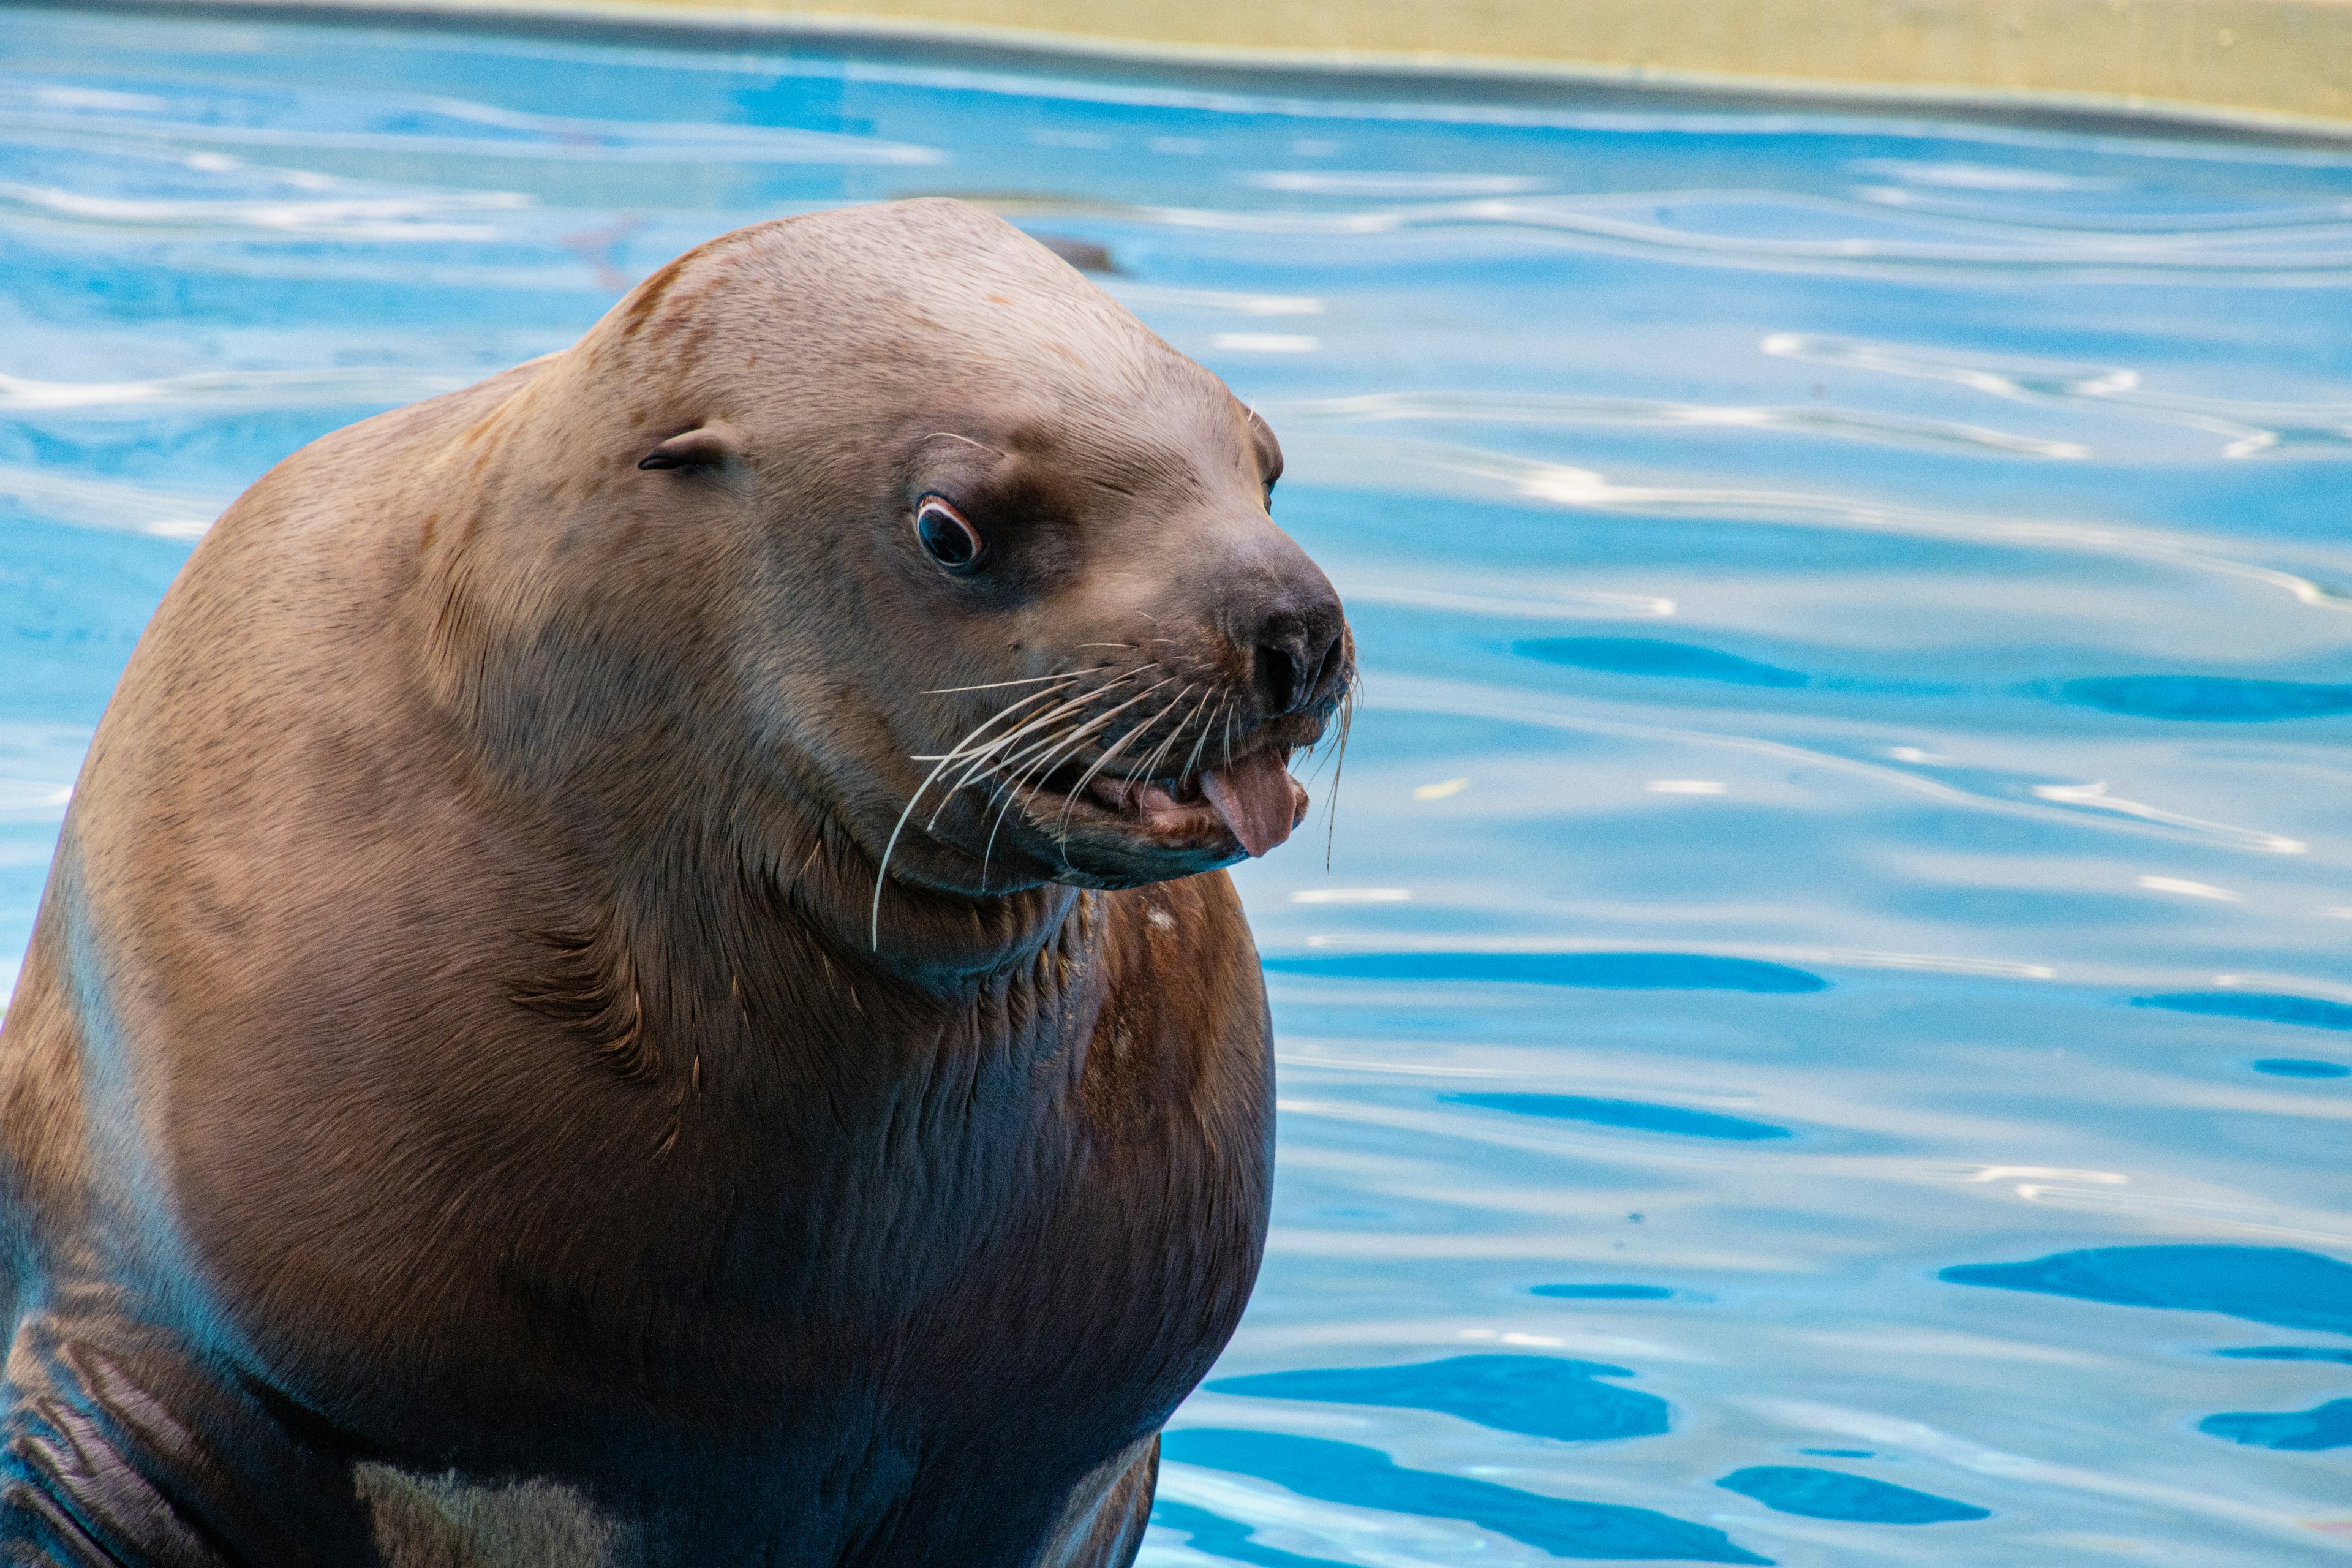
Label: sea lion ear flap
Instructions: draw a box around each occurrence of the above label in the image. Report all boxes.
[636,421,743,472]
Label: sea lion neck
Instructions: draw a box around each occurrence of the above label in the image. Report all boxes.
[554,787,1104,1019]
[744,808,1099,996]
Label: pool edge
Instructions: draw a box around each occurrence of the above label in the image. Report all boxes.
[36,0,2352,149]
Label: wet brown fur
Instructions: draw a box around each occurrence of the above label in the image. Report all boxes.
[0,201,1350,1566]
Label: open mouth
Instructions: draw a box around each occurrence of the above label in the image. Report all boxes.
[1029,745,1308,858]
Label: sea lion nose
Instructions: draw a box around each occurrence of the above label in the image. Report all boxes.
[1249,575,1347,716]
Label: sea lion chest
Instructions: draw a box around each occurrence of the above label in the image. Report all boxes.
[277,877,1273,1563]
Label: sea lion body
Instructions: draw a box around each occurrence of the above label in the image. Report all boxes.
[0,202,1348,1565]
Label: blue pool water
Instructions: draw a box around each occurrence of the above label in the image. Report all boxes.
[4,6,2351,1562]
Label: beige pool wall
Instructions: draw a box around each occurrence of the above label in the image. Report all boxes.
[171,0,2352,134]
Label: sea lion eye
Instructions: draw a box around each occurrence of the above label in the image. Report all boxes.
[914,496,982,571]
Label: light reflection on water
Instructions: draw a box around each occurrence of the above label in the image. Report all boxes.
[3,8,2351,1563]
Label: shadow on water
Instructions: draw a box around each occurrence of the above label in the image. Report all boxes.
[1162,1430,1772,1564]
[2132,992,2352,1031]
[2059,675,2352,722]
[1515,638,1809,689]
[1207,1354,1670,1443]
[1533,1284,1676,1300]
[2252,1057,2350,1078]
[1715,1466,1991,1525]
[1945,1246,2352,1453]
[1939,1244,2352,1335]
[1712,1466,1985,1523]
[1444,1092,1792,1142]
[1262,952,1830,993]
[2198,1400,2352,1451]
[1147,1499,1355,1568]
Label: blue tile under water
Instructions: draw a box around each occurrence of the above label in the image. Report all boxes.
[4,7,2351,1563]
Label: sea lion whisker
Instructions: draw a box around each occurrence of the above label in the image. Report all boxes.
[949,717,1091,809]
[925,666,1145,772]
[920,431,999,454]
[978,716,1099,882]
[1178,693,1228,788]
[870,680,1083,946]
[1014,676,1182,851]
[911,687,1082,778]
[1056,702,1172,837]
[921,685,1103,829]
[1129,685,1205,786]
[1138,691,1213,785]
[907,680,1079,762]
[1321,677,1357,870]
[922,673,1076,695]
[1013,677,1182,799]
[974,673,1180,869]
[955,667,1170,787]
[1294,715,1344,788]
[935,668,1159,799]
[971,706,1127,841]
[976,742,1060,888]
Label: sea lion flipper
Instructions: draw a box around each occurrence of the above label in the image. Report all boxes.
[1033,1432,1158,1568]
[0,1314,373,1567]
[0,1338,231,1568]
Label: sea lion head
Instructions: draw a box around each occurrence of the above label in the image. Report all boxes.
[437,200,1350,941]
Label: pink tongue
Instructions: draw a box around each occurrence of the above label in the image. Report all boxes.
[1200,750,1308,858]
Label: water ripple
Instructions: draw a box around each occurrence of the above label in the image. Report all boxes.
[0,462,222,537]
[1278,388,2089,459]
[0,365,470,413]
[0,75,946,165]
[1283,432,2352,616]
[1162,1431,1772,1564]
[1140,190,2352,282]
[1763,332,2352,458]
[1352,668,2314,860]
[1716,1466,1991,1525]
[1207,1354,1672,1444]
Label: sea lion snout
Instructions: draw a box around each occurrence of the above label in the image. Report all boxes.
[1212,533,1350,720]
[978,511,1350,879]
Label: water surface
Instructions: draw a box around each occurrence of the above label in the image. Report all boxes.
[4,7,2351,1562]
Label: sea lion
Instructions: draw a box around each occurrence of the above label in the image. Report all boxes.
[0,198,1351,1566]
